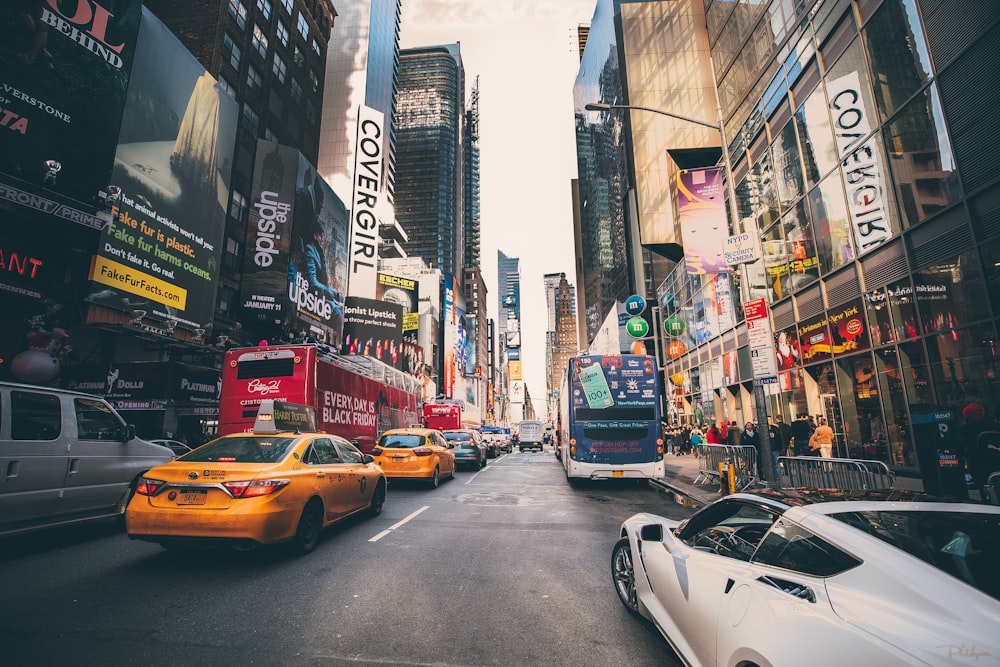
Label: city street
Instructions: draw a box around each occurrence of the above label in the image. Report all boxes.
[0,449,694,667]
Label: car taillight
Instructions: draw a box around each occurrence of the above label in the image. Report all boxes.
[371,446,383,456]
[222,479,290,498]
[412,447,432,456]
[136,477,166,496]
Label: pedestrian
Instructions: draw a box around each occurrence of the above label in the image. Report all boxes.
[726,420,742,446]
[766,418,782,473]
[740,422,758,447]
[789,414,814,456]
[809,418,835,458]
[706,422,723,444]
[960,403,1000,498]
[774,415,791,457]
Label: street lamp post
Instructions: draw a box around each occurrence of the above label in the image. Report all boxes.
[585,99,778,488]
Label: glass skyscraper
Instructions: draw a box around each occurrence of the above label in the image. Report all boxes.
[395,44,465,277]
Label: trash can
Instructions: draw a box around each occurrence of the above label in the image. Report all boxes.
[911,408,968,499]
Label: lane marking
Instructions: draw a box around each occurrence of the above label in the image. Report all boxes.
[369,505,430,542]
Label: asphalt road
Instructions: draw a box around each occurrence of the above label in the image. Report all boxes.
[0,448,695,667]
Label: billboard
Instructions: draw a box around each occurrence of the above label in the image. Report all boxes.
[342,295,403,368]
[678,166,730,274]
[347,105,386,299]
[240,141,349,347]
[86,9,237,331]
[376,272,418,341]
[0,0,142,207]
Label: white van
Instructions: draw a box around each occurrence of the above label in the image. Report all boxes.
[0,381,174,536]
[518,420,545,452]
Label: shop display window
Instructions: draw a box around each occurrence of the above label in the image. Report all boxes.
[913,250,989,335]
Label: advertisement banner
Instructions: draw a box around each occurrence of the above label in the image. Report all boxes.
[509,360,522,380]
[509,379,524,404]
[63,361,219,405]
[376,272,418,340]
[87,9,237,331]
[347,105,385,299]
[798,314,833,363]
[828,71,892,256]
[507,347,521,361]
[678,166,730,275]
[0,0,142,207]
[241,140,349,347]
[342,295,403,368]
[828,299,870,355]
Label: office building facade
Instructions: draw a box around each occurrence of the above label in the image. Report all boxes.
[395,44,465,278]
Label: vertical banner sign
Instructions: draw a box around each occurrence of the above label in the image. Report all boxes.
[744,298,778,385]
[347,105,385,299]
[89,9,238,330]
[442,274,457,398]
[0,0,142,206]
[678,166,731,275]
[828,71,892,256]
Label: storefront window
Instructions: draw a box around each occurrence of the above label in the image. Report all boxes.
[913,250,989,335]
[805,362,845,455]
[862,0,933,122]
[835,352,883,460]
[808,173,855,275]
[980,238,1000,315]
[776,325,800,371]
[799,313,833,364]
[898,339,934,406]
[885,84,959,228]
[864,287,895,346]
[784,200,819,291]
[762,220,789,302]
[887,279,919,340]
[795,84,840,188]
[829,298,870,355]
[874,347,915,467]
[772,120,805,210]
[924,323,1000,416]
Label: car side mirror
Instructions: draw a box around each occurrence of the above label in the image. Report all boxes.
[363,454,375,464]
[125,424,136,441]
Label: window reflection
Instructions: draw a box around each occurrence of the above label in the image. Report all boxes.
[795,86,839,188]
[885,85,959,227]
[874,347,915,467]
[864,287,895,346]
[912,250,989,334]
[762,220,788,302]
[809,174,855,274]
[862,0,933,122]
[773,120,805,210]
[784,200,819,290]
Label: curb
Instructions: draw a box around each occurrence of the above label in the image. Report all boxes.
[649,477,715,509]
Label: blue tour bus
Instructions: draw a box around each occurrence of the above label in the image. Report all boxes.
[558,354,664,482]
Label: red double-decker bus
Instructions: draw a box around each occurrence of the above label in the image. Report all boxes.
[219,344,421,452]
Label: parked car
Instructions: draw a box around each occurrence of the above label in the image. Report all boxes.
[126,400,386,555]
[443,429,487,470]
[612,489,1000,667]
[0,381,174,537]
[480,433,500,458]
[372,427,456,488]
[149,438,193,457]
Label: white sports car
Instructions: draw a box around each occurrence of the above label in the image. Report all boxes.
[613,489,1000,667]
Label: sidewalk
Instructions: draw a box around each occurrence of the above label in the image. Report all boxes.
[650,451,930,508]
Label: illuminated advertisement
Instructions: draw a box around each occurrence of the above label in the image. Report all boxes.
[376,272,418,341]
[342,295,403,368]
[87,9,237,331]
[678,166,730,274]
[797,314,833,363]
[828,299,869,355]
[240,140,349,346]
[0,0,142,207]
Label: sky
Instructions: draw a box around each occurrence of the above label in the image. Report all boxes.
[399,0,598,418]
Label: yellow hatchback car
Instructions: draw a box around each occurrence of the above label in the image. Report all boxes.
[126,401,386,555]
[372,427,456,488]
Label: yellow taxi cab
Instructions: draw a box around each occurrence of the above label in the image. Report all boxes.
[371,427,456,488]
[125,400,386,555]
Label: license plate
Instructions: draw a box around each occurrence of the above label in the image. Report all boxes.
[178,491,207,505]
[612,471,624,478]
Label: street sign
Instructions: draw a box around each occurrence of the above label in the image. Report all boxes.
[625,294,647,316]
[626,316,649,339]
[724,223,760,265]
[744,298,778,385]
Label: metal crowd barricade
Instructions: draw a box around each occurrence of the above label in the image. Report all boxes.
[779,456,896,490]
[694,444,759,491]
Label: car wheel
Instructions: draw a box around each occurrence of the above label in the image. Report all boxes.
[479,455,486,469]
[292,499,324,555]
[612,538,641,616]
[367,480,386,517]
[429,466,440,489]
